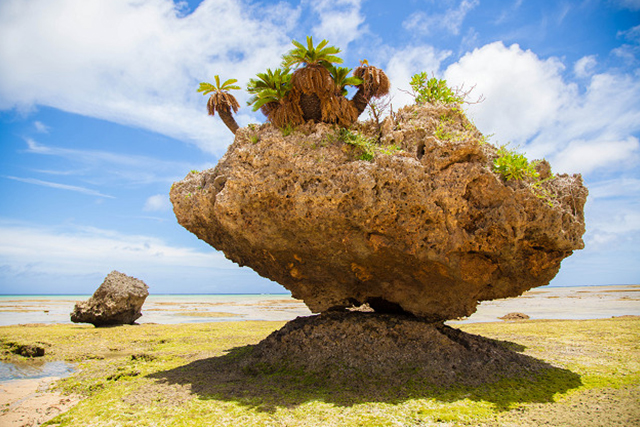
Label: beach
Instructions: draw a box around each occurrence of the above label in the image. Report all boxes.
[0,284,639,426]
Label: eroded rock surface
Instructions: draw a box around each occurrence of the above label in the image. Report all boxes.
[71,271,149,326]
[171,104,587,320]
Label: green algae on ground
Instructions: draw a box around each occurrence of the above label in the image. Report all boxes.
[1,317,638,427]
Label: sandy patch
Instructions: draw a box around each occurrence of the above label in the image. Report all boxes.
[0,377,80,426]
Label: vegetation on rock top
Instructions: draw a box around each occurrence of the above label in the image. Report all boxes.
[200,36,389,133]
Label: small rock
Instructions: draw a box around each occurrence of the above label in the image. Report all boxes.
[499,312,530,321]
[11,344,45,357]
[71,271,149,327]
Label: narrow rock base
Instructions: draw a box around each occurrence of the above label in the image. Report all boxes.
[245,312,553,387]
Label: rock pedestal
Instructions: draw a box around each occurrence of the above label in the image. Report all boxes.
[71,271,149,326]
[171,104,587,321]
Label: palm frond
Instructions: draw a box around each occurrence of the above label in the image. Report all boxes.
[282,36,343,69]
[329,66,363,96]
[197,82,217,95]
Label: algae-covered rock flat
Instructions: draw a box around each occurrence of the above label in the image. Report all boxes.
[1,317,638,426]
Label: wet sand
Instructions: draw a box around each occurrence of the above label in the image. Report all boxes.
[451,283,640,324]
[0,376,81,426]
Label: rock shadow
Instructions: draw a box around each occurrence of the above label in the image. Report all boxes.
[149,312,582,412]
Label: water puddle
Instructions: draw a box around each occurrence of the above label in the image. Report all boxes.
[0,360,75,382]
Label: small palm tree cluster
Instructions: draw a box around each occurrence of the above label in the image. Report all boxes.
[199,37,390,134]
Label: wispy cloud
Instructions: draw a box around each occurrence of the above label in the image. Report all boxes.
[403,0,479,36]
[144,194,172,212]
[33,121,50,133]
[3,175,115,198]
[0,220,275,293]
[23,138,208,186]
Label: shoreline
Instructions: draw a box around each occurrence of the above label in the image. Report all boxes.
[1,284,638,327]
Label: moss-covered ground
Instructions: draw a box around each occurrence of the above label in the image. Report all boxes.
[1,317,638,426]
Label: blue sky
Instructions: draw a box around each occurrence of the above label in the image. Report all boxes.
[0,0,639,294]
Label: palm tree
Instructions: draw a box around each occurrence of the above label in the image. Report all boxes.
[197,75,241,134]
[246,68,292,117]
[351,60,391,116]
[282,36,344,122]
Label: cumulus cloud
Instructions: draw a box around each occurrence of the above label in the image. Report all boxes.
[403,0,479,36]
[443,42,640,175]
[445,42,573,145]
[384,45,452,107]
[308,0,366,49]
[552,137,640,175]
[0,0,293,153]
[574,55,597,78]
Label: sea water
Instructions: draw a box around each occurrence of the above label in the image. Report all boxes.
[0,360,75,382]
[0,294,312,326]
[0,285,638,327]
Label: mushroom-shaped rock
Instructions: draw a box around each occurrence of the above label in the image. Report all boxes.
[171,104,587,321]
[71,271,149,326]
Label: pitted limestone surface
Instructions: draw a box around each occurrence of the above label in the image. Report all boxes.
[171,104,587,320]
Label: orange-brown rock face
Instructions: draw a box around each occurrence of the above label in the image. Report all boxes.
[170,104,587,321]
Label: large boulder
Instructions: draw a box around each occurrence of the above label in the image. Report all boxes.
[71,271,149,326]
[171,104,587,321]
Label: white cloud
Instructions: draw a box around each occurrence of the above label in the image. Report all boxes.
[403,0,479,36]
[144,194,171,212]
[574,55,597,78]
[3,175,115,198]
[443,42,640,175]
[0,223,228,270]
[0,0,294,153]
[582,180,640,251]
[0,220,272,293]
[588,178,640,199]
[552,137,640,175]
[307,0,366,50]
[445,42,573,145]
[384,45,452,107]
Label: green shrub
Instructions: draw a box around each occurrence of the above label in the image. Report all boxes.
[493,146,540,181]
[339,128,401,161]
[410,72,463,105]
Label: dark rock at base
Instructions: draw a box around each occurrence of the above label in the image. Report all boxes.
[71,271,149,327]
[237,312,556,387]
